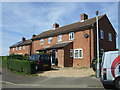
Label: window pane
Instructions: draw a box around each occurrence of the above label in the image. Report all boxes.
[100,30,104,39]
[108,33,112,41]
[69,32,74,40]
[75,50,78,58]
[70,49,73,57]
[72,33,74,39]
[79,50,82,57]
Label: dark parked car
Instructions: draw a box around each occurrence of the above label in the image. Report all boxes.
[29,54,51,70]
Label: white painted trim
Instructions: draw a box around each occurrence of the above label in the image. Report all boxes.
[69,32,74,40]
[74,48,83,59]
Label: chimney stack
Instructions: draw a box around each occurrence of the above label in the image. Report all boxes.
[53,23,59,29]
[32,34,36,38]
[80,13,88,21]
[22,37,26,42]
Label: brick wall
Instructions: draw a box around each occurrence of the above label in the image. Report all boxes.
[10,45,31,55]
[73,29,94,68]
[56,49,64,67]
[93,16,116,58]
[32,33,70,54]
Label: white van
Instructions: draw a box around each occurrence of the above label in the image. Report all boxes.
[101,51,120,89]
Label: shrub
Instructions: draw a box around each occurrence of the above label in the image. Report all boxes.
[8,54,29,60]
[2,56,8,68]
[7,59,36,74]
[8,55,24,60]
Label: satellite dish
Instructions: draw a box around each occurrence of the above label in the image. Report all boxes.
[84,34,89,38]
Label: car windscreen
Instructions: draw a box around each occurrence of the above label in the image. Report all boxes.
[29,55,40,61]
[40,55,50,60]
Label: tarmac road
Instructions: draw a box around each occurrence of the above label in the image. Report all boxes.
[2,68,104,89]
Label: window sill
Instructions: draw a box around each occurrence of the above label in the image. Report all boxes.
[74,57,83,59]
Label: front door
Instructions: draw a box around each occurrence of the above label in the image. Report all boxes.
[52,50,56,65]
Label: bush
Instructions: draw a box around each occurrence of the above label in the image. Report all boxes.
[8,55,24,60]
[7,59,36,74]
[8,54,29,60]
[2,56,8,68]
[2,56,36,74]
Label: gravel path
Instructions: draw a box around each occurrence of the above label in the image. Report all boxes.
[37,67,95,77]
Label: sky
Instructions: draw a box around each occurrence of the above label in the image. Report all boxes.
[1,2,118,56]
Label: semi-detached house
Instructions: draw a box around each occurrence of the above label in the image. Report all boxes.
[9,13,116,68]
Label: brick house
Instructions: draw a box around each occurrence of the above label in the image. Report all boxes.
[10,36,34,55]
[10,13,116,68]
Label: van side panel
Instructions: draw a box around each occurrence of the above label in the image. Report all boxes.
[101,51,119,81]
[107,53,119,81]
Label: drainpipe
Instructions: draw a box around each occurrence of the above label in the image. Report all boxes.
[96,11,100,78]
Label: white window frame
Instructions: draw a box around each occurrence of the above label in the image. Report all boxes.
[23,46,25,50]
[100,30,104,39]
[70,49,73,57]
[48,37,52,44]
[13,48,15,51]
[40,39,44,45]
[108,33,112,41]
[16,47,18,51]
[69,32,74,40]
[74,49,83,59]
[19,47,22,50]
[58,35,62,42]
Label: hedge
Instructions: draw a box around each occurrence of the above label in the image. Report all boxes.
[7,59,36,74]
[2,56,8,68]
[7,55,28,60]
[2,57,36,74]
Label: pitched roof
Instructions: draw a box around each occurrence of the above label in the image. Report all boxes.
[10,39,32,48]
[32,14,106,40]
[37,41,72,51]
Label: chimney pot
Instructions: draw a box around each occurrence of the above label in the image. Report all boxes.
[32,34,36,38]
[80,13,88,21]
[22,37,26,42]
[53,23,59,29]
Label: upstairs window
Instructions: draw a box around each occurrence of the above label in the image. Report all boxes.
[16,47,18,51]
[58,35,62,42]
[48,37,52,44]
[74,49,83,59]
[19,47,22,50]
[100,30,104,39]
[40,39,44,45]
[108,33,112,41]
[69,32,74,40]
[13,48,15,51]
[23,46,25,50]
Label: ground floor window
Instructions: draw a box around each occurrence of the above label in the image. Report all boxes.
[74,49,83,59]
[70,49,73,57]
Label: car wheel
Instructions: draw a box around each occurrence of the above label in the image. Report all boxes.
[115,78,120,89]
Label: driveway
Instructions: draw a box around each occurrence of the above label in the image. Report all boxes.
[37,67,95,77]
[2,68,103,88]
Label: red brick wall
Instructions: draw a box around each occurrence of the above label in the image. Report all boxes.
[99,16,116,51]
[56,49,64,67]
[93,16,116,58]
[32,34,69,54]
[73,29,94,68]
[32,29,95,68]
[32,28,95,68]
[10,45,31,55]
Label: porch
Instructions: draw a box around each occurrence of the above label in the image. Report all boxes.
[37,41,73,67]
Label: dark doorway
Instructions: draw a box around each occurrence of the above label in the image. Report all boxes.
[52,50,56,65]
